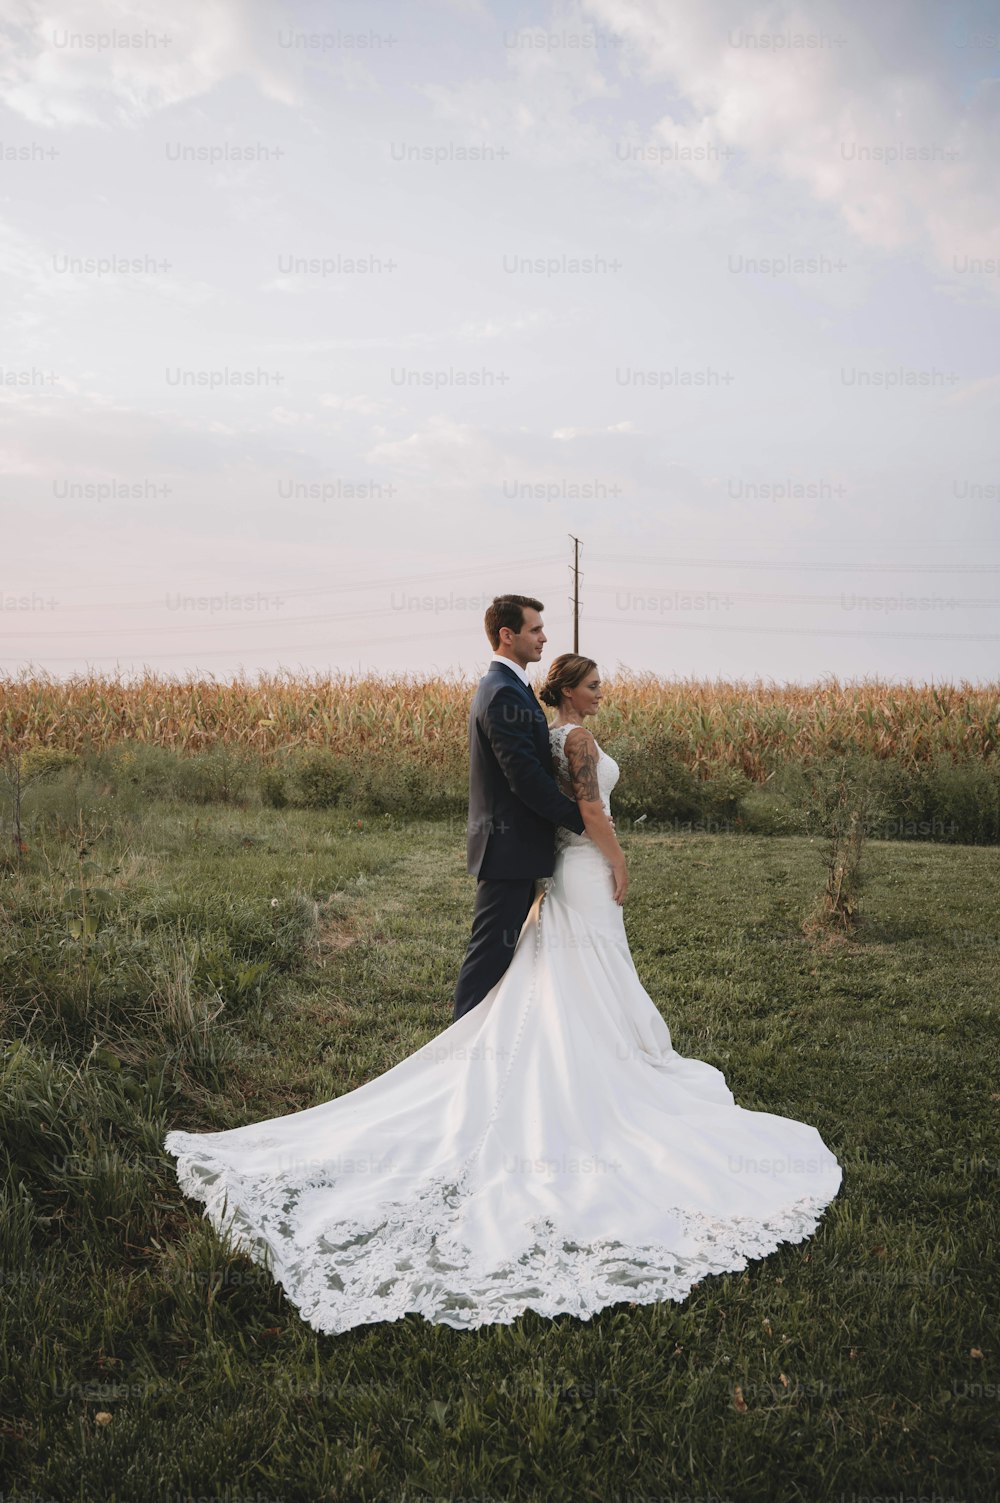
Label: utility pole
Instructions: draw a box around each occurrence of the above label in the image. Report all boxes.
[568,534,582,652]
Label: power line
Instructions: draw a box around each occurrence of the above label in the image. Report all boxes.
[586,585,1000,608]
[0,601,543,639]
[9,610,1000,668]
[0,621,487,665]
[596,554,1000,574]
[4,554,565,612]
[586,614,1000,643]
[11,578,1000,638]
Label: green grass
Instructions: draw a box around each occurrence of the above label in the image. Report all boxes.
[1,780,998,1503]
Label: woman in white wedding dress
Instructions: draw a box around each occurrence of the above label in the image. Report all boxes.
[164,656,842,1334]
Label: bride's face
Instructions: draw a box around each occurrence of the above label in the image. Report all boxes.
[563,670,602,719]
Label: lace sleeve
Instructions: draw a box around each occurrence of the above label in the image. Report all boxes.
[550,733,575,801]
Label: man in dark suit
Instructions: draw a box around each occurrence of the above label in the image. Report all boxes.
[452,594,586,1020]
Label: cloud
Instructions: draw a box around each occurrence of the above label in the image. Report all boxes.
[319,393,392,416]
[436,0,491,14]
[366,416,507,487]
[584,0,1000,279]
[456,309,558,341]
[419,5,619,169]
[552,420,637,439]
[942,372,1000,410]
[0,375,333,483]
[365,417,665,529]
[0,0,298,127]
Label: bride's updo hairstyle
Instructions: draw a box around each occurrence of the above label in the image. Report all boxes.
[539,653,598,709]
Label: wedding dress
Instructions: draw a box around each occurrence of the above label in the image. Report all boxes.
[163,723,842,1333]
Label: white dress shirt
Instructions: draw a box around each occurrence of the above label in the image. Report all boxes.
[490,652,531,687]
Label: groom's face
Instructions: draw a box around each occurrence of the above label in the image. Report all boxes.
[502,606,546,665]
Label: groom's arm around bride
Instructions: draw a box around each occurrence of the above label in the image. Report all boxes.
[452,594,585,1022]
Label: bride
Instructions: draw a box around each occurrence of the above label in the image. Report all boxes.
[164,656,842,1333]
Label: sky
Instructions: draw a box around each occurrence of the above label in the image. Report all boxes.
[2,0,999,686]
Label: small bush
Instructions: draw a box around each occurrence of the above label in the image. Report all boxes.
[172,748,255,806]
[20,747,78,780]
[916,754,1000,844]
[607,728,751,828]
[289,748,355,808]
[106,743,180,800]
[351,756,464,819]
[803,756,891,935]
[260,764,288,808]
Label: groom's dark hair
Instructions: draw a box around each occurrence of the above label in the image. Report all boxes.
[485,595,544,650]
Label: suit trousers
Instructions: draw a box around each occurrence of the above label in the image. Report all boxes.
[452,876,538,1021]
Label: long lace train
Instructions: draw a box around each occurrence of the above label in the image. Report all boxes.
[165,724,842,1332]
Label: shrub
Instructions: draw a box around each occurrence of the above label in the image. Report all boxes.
[172,747,255,806]
[607,728,750,828]
[802,756,891,935]
[351,755,464,819]
[288,748,355,808]
[20,747,78,779]
[260,764,288,808]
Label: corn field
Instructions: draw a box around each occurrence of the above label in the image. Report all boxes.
[2,670,998,782]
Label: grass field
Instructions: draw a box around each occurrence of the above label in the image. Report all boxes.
[1,759,998,1502]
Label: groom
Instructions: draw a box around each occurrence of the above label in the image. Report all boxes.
[452,594,586,1021]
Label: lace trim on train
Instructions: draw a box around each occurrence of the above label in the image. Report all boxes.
[161,1139,834,1333]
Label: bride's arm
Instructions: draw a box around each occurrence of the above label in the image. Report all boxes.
[563,728,628,903]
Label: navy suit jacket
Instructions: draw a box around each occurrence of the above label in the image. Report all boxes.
[465,661,586,879]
